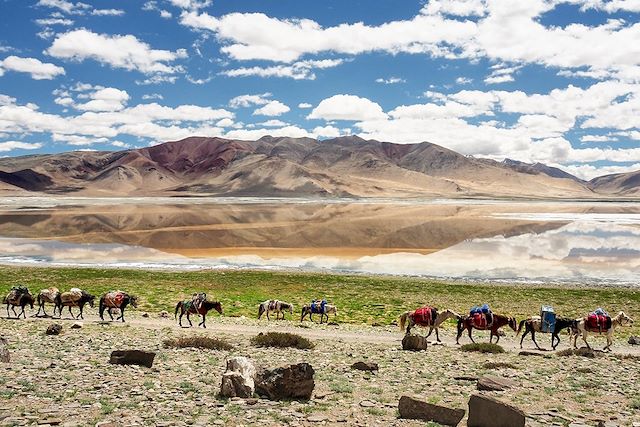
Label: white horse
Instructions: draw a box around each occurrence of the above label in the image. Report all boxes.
[301,303,337,324]
[398,308,461,342]
[573,311,634,351]
[36,287,60,317]
[258,300,294,320]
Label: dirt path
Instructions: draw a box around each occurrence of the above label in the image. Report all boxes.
[12,312,640,356]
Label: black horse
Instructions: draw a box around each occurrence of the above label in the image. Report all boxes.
[55,290,95,320]
[517,316,576,350]
[4,291,35,319]
[174,299,223,328]
[99,291,138,322]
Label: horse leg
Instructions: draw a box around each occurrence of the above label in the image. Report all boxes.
[120,308,125,322]
[530,329,541,350]
[19,305,26,319]
[582,331,591,349]
[435,328,441,342]
[11,306,17,317]
[604,332,612,351]
[551,333,559,350]
[78,305,84,320]
[178,310,184,327]
[468,327,475,344]
[520,328,529,349]
[187,313,193,327]
[425,327,433,339]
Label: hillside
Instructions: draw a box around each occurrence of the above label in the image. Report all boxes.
[0,136,635,198]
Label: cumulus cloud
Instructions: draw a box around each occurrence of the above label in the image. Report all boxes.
[0,56,65,80]
[46,29,186,74]
[180,2,640,82]
[253,100,290,116]
[75,88,130,112]
[308,95,388,121]
[298,102,312,109]
[0,141,43,152]
[229,93,271,108]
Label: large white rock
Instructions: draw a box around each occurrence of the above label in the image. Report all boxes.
[220,356,256,398]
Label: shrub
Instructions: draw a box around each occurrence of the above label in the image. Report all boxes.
[163,336,233,351]
[459,343,505,354]
[483,361,517,369]
[250,332,314,349]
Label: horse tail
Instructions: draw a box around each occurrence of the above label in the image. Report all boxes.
[516,319,526,336]
[174,301,182,320]
[399,312,409,331]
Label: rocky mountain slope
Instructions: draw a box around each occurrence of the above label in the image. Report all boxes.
[0,135,636,198]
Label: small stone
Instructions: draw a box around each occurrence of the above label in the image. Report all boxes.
[477,375,518,391]
[628,336,640,345]
[159,311,169,318]
[351,361,378,372]
[70,322,83,329]
[109,350,155,368]
[141,312,149,318]
[46,324,62,335]
[359,400,377,408]
[307,415,328,423]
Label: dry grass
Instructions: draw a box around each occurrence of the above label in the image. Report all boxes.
[483,361,518,369]
[459,343,505,354]
[250,332,314,349]
[163,336,233,351]
[556,347,600,358]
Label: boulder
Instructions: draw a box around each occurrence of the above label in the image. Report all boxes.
[477,375,518,391]
[141,312,149,318]
[46,324,63,335]
[255,363,315,400]
[351,361,379,372]
[109,350,155,368]
[398,396,465,426]
[0,337,9,363]
[628,335,640,345]
[70,322,83,329]
[220,356,256,398]
[467,394,525,427]
[402,334,427,351]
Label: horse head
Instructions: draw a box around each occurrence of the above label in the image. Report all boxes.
[508,316,518,332]
[288,303,293,314]
[617,311,634,326]
[87,295,96,308]
[213,301,223,314]
[129,295,139,308]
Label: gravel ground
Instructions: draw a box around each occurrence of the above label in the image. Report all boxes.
[1,313,639,427]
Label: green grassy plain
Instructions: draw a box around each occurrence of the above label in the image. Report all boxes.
[1,266,638,333]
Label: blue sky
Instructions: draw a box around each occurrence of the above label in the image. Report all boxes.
[0,0,639,179]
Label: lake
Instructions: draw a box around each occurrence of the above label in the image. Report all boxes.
[0,197,638,285]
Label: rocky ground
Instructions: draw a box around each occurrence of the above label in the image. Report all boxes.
[1,313,639,427]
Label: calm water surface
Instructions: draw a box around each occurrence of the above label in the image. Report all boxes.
[0,197,638,285]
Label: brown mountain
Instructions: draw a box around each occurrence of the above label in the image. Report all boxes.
[0,135,636,198]
[589,170,640,196]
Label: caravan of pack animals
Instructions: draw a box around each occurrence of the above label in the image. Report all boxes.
[3,285,634,351]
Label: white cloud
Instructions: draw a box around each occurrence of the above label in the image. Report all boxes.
[224,125,312,140]
[75,88,130,112]
[111,140,130,148]
[160,10,173,19]
[0,141,43,152]
[229,93,271,108]
[135,75,178,85]
[0,94,16,105]
[308,95,388,121]
[298,102,312,109]
[35,18,74,26]
[221,59,344,80]
[215,118,234,127]
[259,119,288,127]
[181,2,640,82]
[170,0,212,10]
[313,125,341,138]
[91,9,125,16]
[253,100,290,116]
[580,135,617,143]
[36,0,90,15]
[455,76,473,85]
[46,29,186,74]
[564,163,640,180]
[375,77,405,84]
[186,75,213,84]
[0,56,65,80]
[142,93,164,100]
[52,134,109,146]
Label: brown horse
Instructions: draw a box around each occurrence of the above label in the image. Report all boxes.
[174,299,223,328]
[3,289,35,319]
[456,313,517,344]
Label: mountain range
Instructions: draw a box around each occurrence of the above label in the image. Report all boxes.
[0,135,637,198]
